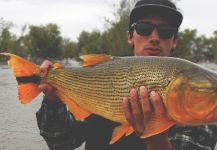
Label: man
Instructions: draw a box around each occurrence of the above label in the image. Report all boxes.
[37,0,217,150]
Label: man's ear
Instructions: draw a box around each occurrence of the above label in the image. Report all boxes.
[127,31,134,46]
[172,38,178,49]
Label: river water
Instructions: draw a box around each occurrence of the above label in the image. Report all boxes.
[0,63,217,150]
[0,65,84,150]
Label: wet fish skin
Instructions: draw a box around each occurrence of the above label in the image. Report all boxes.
[1,52,217,144]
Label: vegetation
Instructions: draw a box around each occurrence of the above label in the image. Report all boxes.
[0,0,217,63]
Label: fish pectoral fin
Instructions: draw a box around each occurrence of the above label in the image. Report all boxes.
[57,91,91,120]
[80,54,112,67]
[140,114,175,139]
[110,124,133,144]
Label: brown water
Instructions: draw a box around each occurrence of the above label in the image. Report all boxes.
[0,64,216,150]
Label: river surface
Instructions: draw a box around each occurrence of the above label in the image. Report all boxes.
[0,65,84,150]
[0,63,217,150]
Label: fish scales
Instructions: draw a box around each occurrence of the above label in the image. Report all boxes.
[43,57,192,123]
[2,52,217,143]
[46,69,129,122]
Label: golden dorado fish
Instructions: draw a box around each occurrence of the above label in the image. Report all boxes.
[1,52,217,144]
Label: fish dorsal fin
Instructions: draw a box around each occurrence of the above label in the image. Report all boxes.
[110,124,133,144]
[56,90,92,120]
[53,63,63,69]
[80,54,112,67]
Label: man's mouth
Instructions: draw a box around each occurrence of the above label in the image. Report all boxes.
[145,47,162,55]
[146,47,161,51]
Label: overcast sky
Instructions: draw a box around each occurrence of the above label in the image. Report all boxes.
[0,0,217,41]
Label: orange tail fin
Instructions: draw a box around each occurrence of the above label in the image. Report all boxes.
[0,53,41,104]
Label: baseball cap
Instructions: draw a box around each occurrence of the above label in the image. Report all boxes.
[129,0,183,29]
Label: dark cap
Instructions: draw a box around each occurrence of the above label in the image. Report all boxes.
[129,0,183,28]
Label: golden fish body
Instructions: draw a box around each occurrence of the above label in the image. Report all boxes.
[44,56,217,125]
[1,53,217,143]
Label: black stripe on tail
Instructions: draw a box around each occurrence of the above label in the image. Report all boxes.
[16,75,40,84]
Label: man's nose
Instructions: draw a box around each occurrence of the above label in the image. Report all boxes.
[150,28,160,41]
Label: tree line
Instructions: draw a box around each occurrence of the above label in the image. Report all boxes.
[0,0,217,63]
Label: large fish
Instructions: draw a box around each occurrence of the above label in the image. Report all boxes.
[1,52,217,144]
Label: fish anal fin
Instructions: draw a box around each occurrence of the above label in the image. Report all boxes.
[80,54,112,67]
[18,83,40,104]
[110,124,132,144]
[57,91,91,120]
[140,114,175,139]
[126,126,134,136]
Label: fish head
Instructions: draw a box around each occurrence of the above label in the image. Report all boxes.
[165,68,217,125]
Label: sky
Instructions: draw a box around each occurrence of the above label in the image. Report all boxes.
[0,0,217,41]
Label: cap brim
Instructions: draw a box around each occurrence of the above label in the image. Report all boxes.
[130,4,183,28]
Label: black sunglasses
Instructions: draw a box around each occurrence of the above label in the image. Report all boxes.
[131,22,177,39]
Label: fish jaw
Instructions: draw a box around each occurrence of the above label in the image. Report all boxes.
[165,68,217,125]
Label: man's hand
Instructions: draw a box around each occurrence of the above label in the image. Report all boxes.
[123,86,172,150]
[38,60,59,101]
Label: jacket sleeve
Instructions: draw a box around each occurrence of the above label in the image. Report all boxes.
[168,125,217,150]
[36,97,88,150]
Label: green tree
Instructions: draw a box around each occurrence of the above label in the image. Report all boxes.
[0,18,18,54]
[174,29,214,62]
[75,0,135,57]
[173,29,197,60]
[0,27,25,57]
[102,0,134,56]
[25,23,62,58]
[208,31,217,62]
[61,38,78,59]
[77,30,104,55]
[0,28,14,51]
[193,35,211,62]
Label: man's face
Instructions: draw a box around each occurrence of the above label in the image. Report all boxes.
[128,15,177,57]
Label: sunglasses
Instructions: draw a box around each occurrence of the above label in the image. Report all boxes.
[131,22,177,39]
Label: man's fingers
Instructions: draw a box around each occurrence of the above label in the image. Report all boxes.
[39,68,48,77]
[150,91,165,114]
[40,60,53,69]
[124,87,167,137]
[139,86,152,123]
[38,83,59,101]
[39,60,53,77]
[123,97,135,127]
[130,88,144,133]
[38,83,54,93]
